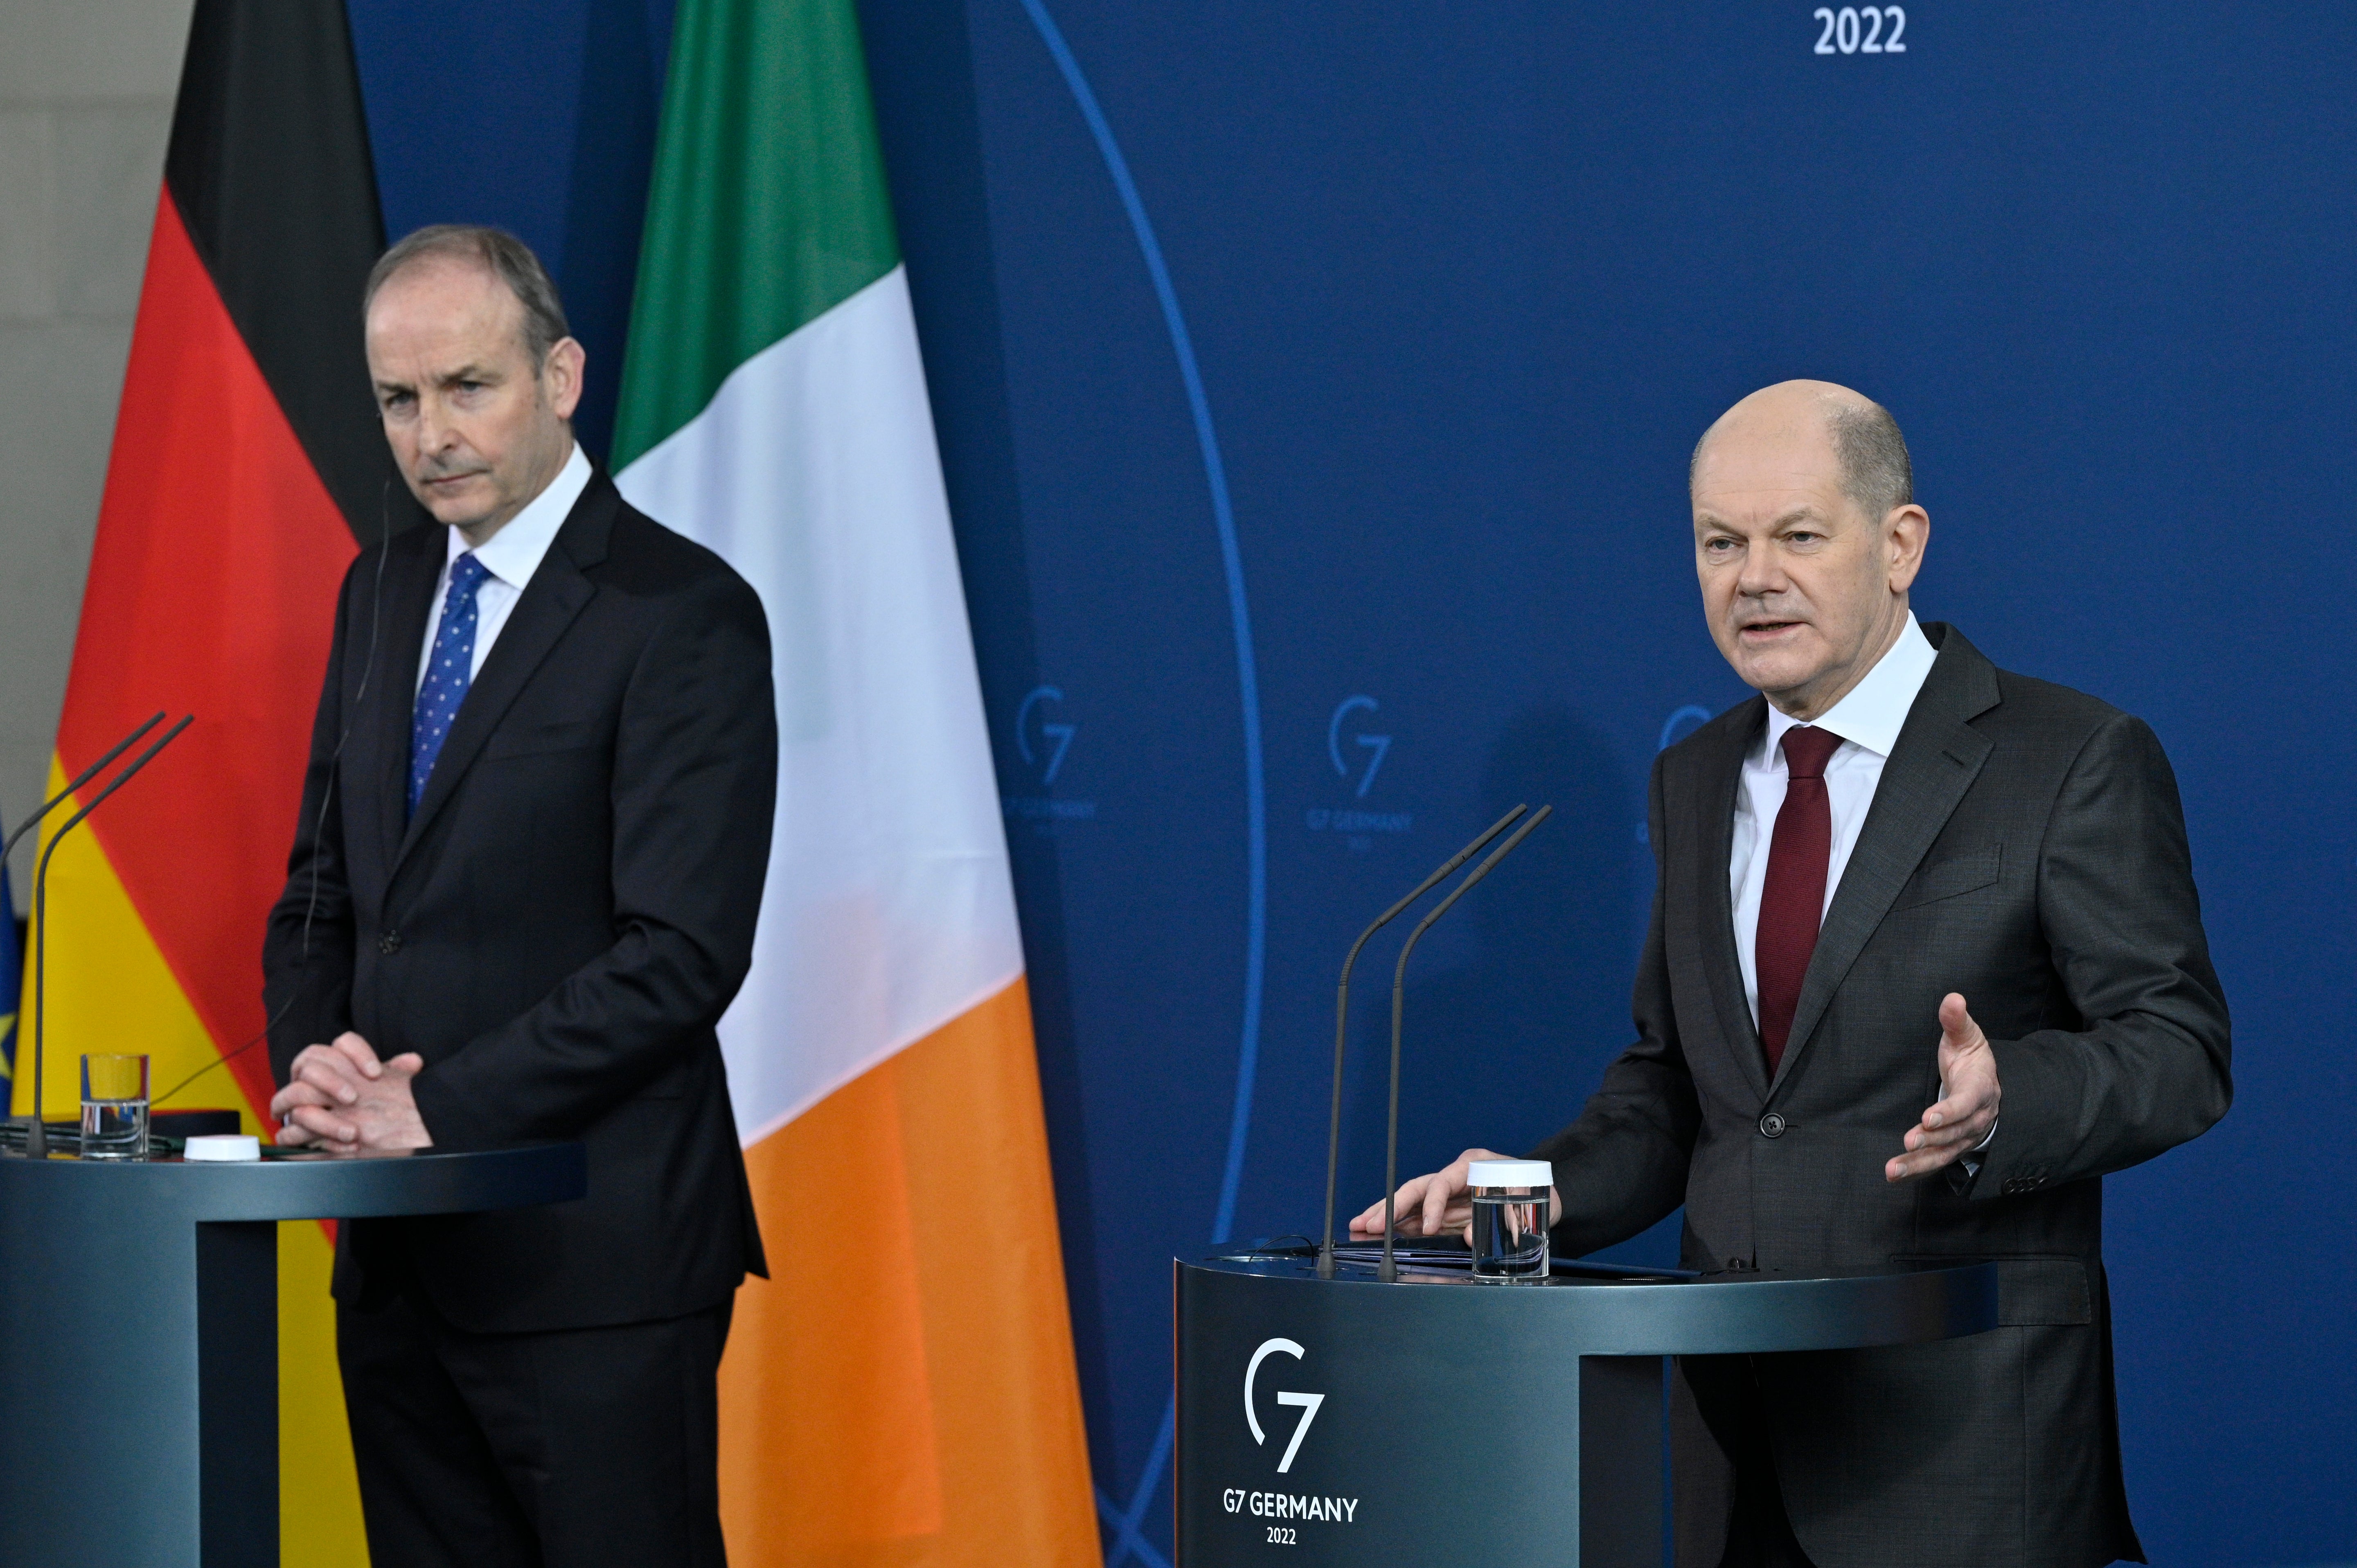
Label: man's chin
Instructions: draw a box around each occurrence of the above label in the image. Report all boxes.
[1729,646,1832,699]
[410,484,493,530]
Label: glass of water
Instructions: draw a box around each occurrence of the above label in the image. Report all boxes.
[1467,1159,1551,1282]
[79,1053,150,1160]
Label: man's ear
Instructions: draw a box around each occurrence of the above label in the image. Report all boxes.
[1885,504,1930,593]
[543,337,587,421]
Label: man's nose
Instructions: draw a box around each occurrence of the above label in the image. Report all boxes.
[1735,542,1785,596]
[413,397,456,460]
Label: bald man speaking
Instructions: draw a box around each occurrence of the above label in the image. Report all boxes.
[1356,383,2231,1568]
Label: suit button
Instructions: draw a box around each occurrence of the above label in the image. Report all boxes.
[378,930,402,955]
[1758,1113,1786,1138]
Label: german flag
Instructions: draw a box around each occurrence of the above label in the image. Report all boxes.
[10,0,410,1554]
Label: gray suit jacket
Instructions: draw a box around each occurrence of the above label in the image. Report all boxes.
[1531,623,2231,1568]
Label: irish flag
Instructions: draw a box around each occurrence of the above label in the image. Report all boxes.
[611,0,1099,1561]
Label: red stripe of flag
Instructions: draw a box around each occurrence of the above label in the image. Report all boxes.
[57,191,357,1117]
[56,0,408,1118]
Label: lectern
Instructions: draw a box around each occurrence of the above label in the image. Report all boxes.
[0,1144,586,1566]
[1176,1250,1998,1566]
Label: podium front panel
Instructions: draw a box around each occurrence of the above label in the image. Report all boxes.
[0,1145,583,1567]
[1178,1262,1598,1565]
[1174,1254,1997,1567]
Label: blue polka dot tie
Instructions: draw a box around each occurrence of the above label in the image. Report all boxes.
[410,552,491,818]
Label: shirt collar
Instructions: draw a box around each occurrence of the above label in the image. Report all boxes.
[446,442,593,589]
[1760,612,1938,764]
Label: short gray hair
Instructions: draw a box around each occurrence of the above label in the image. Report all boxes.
[1688,393,1917,521]
[364,224,571,369]
[1825,398,1915,520]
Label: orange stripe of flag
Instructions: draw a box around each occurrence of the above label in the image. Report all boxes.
[721,978,1100,1564]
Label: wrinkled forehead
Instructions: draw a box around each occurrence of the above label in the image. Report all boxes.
[365,258,527,371]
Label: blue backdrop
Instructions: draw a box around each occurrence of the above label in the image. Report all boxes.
[345,4,2352,1563]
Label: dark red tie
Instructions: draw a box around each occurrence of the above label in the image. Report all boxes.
[1756,725,1843,1076]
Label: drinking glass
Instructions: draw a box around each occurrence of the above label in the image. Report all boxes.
[1467,1159,1551,1281]
[79,1053,150,1160]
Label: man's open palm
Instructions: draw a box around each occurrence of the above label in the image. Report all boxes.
[1886,992,2001,1182]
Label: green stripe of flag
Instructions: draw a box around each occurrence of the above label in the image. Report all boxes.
[612,0,902,469]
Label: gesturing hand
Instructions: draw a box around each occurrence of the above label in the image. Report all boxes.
[1886,993,2001,1183]
[1346,1147,1562,1245]
[270,1032,432,1154]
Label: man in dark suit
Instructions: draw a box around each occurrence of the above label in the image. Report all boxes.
[264,225,777,1568]
[1355,381,2231,1568]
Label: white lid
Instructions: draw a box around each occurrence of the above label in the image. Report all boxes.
[1467,1159,1551,1190]
[183,1134,261,1163]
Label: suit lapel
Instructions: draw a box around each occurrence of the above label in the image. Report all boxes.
[1693,698,1771,1104]
[367,529,445,874]
[392,476,618,870]
[1768,626,2002,1098]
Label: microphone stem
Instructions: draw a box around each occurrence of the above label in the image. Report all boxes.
[1321,979,1349,1278]
[25,715,192,1155]
[1383,974,1406,1283]
[2,712,164,1157]
[1378,804,1552,1282]
[0,713,163,869]
[1319,805,1526,1279]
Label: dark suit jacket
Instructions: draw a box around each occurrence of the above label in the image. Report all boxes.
[264,471,778,1334]
[1532,624,2230,1568]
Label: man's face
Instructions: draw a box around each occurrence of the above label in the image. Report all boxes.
[365,259,583,538]
[1690,397,1924,718]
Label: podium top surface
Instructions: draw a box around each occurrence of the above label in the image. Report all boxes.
[1180,1250,2000,1356]
[0,1142,586,1224]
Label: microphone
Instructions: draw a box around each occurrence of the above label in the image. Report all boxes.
[18,714,192,1158]
[1380,803,1552,1283]
[1317,805,1529,1278]
[0,712,165,867]
[2,712,167,1155]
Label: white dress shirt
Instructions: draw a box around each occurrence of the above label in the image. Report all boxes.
[414,443,592,695]
[1729,613,1938,1026]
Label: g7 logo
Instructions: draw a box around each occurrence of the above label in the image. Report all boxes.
[1016,685,1076,784]
[1244,1337,1325,1475]
[1327,696,1390,799]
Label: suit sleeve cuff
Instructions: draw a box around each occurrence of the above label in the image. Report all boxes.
[1942,1116,1998,1195]
[409,1065,496,1153]
[1968,1037,2072,1199]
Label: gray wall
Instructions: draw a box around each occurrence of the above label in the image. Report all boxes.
[0,0,194,898]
